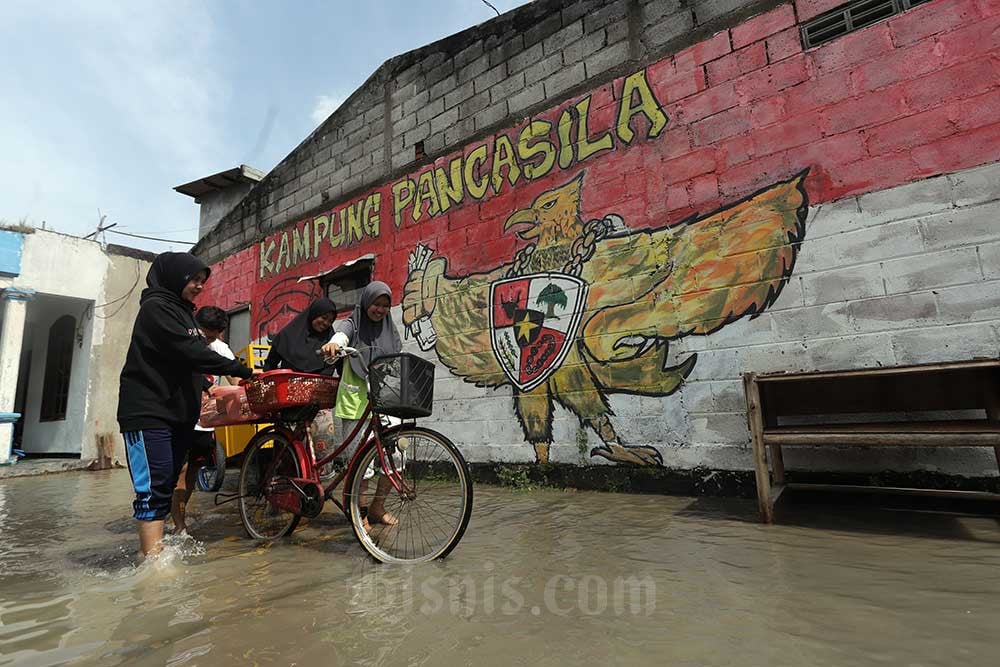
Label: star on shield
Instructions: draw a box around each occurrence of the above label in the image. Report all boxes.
[513,309,543,346]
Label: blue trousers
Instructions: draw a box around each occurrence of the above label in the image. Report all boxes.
[123,428,192,521]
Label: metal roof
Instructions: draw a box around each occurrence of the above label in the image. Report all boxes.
[173,164,264,200]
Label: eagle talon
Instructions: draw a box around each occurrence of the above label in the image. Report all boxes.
[590,444,663,467]
[613,335,658,359]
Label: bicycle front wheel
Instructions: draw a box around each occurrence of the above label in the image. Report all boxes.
[238,430,302,540]
[346,427,473,563]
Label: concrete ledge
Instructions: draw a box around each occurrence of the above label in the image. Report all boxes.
[0,458,93,479]
[472,462,1000,497]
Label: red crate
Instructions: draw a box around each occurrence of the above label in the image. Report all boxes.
[244,370,340,414]
[200,386,261,427]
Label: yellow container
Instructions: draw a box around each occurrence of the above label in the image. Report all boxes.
[214,343,272,459]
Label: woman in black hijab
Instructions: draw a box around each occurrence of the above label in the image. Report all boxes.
[118,252,253,558]
[263,297,339,476]
[263,298,338,374]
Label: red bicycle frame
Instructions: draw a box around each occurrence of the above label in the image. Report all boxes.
[257,401,409,515]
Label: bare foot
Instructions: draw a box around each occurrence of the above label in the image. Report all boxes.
[368,506,399,526]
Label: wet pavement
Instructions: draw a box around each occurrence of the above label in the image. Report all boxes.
[1,469,999,666]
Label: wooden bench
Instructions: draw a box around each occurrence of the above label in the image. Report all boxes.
[743,359,1000,523]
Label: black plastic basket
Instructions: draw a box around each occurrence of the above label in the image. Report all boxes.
[369,353,435,418]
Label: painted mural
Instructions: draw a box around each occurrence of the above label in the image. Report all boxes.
[256,275,320,340]
[400,171,808,465]
[235,60,814,467]
[197,0,1000,468]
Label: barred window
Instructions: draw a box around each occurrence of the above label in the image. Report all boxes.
[802,0,933,49]
[40,315,75,422]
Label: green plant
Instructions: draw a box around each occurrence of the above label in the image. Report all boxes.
[575,426,589,459]
[496,464,533,491]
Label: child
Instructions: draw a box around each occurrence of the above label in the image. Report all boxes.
[321,281,402,531]
[118,253,253,558]
[171,305,238,535]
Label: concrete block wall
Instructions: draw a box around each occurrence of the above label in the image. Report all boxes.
[194,0,1000,477]
[195,0,789,263]
[673,161,1000,475]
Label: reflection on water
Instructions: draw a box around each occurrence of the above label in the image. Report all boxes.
[1,470,999,665]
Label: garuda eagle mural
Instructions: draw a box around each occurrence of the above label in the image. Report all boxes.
[402,170,809,466]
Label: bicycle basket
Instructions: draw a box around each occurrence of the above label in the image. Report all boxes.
[369,353,434,418]
[244,370,339,414]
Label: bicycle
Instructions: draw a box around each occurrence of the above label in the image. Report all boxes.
[233,349,473,563]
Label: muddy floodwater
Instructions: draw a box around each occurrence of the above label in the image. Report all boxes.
[1,469,999,666]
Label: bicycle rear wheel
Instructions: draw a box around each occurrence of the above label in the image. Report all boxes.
[238,431,302,540]
[346,427,473,563]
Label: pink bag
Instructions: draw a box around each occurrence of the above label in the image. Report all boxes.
[199,386,261,427]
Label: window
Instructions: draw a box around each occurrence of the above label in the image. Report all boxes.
[40,315,75,422]
[227,305,251,356]
[801,0,932,49]
[321,257,375,316]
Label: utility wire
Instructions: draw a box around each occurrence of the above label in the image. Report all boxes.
[108,229,195,245]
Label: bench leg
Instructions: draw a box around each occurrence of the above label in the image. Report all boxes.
[753,438,773,523]
[994,446,1000,476]
[744,374,773,523]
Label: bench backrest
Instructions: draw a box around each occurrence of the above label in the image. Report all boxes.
[751,361,1000,427]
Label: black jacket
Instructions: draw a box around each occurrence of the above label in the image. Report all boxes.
[117,253,252,432]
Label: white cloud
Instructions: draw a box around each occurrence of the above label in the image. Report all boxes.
[0,1,227,246]
[311,94,345,127]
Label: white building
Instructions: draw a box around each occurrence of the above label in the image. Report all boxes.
[0,227,153,465]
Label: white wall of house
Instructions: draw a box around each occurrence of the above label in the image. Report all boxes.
[1,230,150,461]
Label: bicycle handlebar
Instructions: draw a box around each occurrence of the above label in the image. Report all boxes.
[316,346,358,365]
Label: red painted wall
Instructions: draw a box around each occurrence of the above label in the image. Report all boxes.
[198,0,1000,340]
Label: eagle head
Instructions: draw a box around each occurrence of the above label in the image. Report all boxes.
[503,173,584,248]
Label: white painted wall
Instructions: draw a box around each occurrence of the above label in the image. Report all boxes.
[3,230,148,460]
[11,231,111,300]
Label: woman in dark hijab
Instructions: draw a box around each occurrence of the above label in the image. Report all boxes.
[118,252,253,558]
[262,297,338,476]
[263,298,338,374]
[320,281,403,529]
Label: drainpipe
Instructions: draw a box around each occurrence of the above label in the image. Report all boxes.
[0,287,34,464]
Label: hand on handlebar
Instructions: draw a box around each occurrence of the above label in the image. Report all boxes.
[318,342,357,364]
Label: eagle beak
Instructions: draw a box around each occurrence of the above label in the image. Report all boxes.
[503,208,539,240]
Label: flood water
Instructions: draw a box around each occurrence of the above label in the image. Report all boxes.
[1,469,999,666]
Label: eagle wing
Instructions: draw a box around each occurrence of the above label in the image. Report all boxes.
[413,261,511,388]
[580,171,809,362]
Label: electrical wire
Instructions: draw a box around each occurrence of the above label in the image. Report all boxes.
[93,259,143,319]
[107,229,195,244]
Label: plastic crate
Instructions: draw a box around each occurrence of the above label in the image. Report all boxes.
[244,370,339,414]
[369,353,434,418]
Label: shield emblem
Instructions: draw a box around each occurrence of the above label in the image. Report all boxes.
[490,272,588,392]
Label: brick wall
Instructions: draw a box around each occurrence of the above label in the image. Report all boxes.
[196,0,1000,475]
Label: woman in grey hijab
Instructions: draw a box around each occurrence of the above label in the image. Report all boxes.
[321,281,402,528]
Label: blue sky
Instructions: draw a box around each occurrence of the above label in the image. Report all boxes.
[0,0,530,252]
